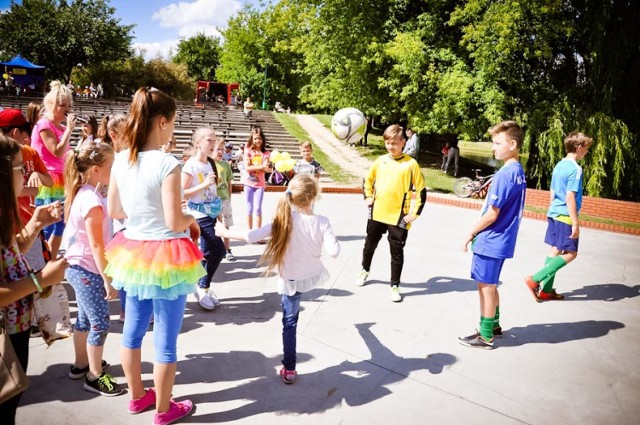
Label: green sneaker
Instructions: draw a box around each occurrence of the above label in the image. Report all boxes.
[390,285,402,302]
[83,372,125,397]
[355,269,369,287]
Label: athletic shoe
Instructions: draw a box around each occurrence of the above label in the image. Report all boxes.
[153,400,194,425]
[524,276,541,302]
[538,289,565,301]
[459,328,502,341]
[390,285,402,302]
[129,388,156,414]
[208,289,222,307]
[69,360,109,380]
[458,334,494,350]
[355,269,369,287]
[225,250,236,262]
[30,326,41,338]
[280,367,297,384]
[83,372,125,396]
[194,287,216,310]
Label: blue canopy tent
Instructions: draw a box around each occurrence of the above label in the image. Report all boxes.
[1,55,46,91]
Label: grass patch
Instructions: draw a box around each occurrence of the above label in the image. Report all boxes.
[273,113,355,184]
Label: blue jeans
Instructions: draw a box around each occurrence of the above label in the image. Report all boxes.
[197,216,225,289]
[281,292,301,370]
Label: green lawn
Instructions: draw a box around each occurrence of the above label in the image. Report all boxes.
[298,114,636,229]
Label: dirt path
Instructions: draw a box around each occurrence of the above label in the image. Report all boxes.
[294,114,372,182]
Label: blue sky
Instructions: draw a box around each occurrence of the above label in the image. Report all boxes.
[1,0,266,59]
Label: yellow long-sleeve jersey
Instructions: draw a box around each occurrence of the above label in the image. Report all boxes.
[363,154,427,229]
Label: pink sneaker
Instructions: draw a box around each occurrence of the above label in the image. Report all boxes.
[280,367,297,384]
[128,388,156,414]
[153,400,193,425]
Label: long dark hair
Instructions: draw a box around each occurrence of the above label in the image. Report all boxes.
[123,87,176,165]
[0,135,23,247]
[245,126,267,153]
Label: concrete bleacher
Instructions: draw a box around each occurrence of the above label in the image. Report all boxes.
[0,96,331,183]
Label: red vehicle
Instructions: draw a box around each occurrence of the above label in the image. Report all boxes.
[195,81,239,105]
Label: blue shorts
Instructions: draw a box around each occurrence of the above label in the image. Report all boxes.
[544,217,579,252]
[471,253,505,284]
[35,198,65,237]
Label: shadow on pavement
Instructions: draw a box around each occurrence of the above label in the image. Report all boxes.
[180,322,457,422]
[498,320,625,348]
[402,276,477,297]
[563,283,640,302]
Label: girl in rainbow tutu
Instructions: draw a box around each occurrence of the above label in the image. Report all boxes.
[105,87,204,425]
[31,80,77,260]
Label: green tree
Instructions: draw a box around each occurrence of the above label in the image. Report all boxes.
[217,1,310,110]
[217,6,265,103]
[173,33,221,81]
[0,0,133,82]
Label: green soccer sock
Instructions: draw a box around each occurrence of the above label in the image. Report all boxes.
[479,316,494,341]
[532,256,567,284]
[493,306,500,329]
[540,257,556,293]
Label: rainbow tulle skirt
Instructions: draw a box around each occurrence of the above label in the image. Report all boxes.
[36,171,65,204]
[105,232,206,300]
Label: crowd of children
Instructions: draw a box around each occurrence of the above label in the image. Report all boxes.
[0,81,595,424]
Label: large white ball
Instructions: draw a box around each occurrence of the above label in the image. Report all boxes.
[331,108,366,145]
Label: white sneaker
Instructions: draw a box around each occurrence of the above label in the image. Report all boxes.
[208,289,222,307]
[355,270,369,287]
[195,287,216,310]
[390,285,402,302]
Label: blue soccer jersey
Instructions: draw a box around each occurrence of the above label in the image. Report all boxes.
[547,158,583,219]
[472,161,527,259]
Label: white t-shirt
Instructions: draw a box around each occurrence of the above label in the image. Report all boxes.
[112,149,187,240]
[62,185,112,274]
[246,212,340,294]
[182,158,218,219]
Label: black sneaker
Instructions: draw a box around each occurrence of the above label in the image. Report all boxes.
[69,360,109,380]
[458,334,494,350]
[83,372,125,396]
[493,326,503,338]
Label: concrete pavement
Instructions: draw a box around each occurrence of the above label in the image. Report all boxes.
[17,192,640,424]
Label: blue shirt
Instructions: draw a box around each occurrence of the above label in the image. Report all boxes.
[473,162,527,259]
[547,158,583,218]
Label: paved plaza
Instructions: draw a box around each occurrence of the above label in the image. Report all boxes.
[18,192,640,425]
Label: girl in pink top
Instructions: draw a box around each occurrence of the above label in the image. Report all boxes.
[31,80,77,260]
[61,142,123,396]
[240,126,271,230]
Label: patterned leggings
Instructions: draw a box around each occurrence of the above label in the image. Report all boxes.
[66,265,110,346]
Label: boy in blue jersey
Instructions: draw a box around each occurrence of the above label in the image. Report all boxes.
[355,124,427,302]
[525,132,593,302]
[459,121,527,349]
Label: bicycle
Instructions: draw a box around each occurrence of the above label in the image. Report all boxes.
[453,169,495,198]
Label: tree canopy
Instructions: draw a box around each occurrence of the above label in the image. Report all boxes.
[173,33,222,81]
[0,0,133,83]
[216,0,639,200]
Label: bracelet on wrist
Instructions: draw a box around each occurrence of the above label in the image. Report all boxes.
[30,271,43,293]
